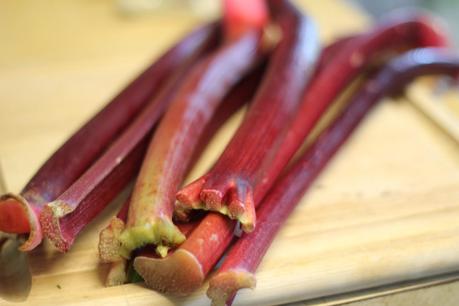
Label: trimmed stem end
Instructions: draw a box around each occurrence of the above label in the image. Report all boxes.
[0,193,43,251]
[119,217,185,259]
[99,217,125,263]
[207,270,256,306]
[40,200,73,252]
[105,260,128,286]
[134,249,204,296]
[177,178,256,232]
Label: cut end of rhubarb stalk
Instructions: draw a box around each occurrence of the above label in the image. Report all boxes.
[0,193,43,251]
[207,270,256,306]
[119,217,185,259]
[105,260,127,286]
[176,178,256,232]
[40,200,74,252]
[223,0,268,39]
[99,217,126,263]
[134,249,204,296]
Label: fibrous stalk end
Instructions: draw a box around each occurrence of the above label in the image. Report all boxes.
[119,217,185,259]
[40,200,73,252]
[207,269,256,306]
[0,193,43,251]
[105,260,127,286]
[134,249,204,296]
[176,178,256,232]
[99,216,125,263]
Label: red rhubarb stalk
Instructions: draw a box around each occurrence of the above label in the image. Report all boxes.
[0,23,218,251]
[224,0,267,40]
[176,9,450,232]
[133,0,318,295]
[39,25,218,253]
[135,11,452,296]
[207,47,459,306]
[99,64,265,285]
[118,2,267,258]
[176,0,320,232]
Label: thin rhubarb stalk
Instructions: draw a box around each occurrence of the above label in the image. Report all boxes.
[39,25,218,253]
[207,47,459,306]
[118,6,267,258]
[176,0,320,232]
[176,9,451,232]
[0,22,218,251]
[136,11,453,296]
[99,64,265,285]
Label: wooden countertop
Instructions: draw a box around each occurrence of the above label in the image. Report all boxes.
[1,1,459,305]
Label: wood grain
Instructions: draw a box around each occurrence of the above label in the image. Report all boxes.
[1,1,458,305]
[407,82,459,146]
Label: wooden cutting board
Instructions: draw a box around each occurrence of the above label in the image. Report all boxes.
[1,1,459,305]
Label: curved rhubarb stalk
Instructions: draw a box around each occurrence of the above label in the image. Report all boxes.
[0,22,218,251]
[118,23,266,258]
[207,47,459,306]
[99,64,265,285]
[176,0,319,232]
[176,9,450,232]
[39,26,218,253]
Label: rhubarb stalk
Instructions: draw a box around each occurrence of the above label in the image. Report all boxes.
[0,22,218,251]
[135,11,452,296]
[207,47,459,306]
[118,0,267,259]
[176,0,320,232]
[99,64,265,285]
[39,25,218,252]
[176,9,451,232]
[133,0,318,295]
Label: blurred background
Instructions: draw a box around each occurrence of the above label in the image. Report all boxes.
[352,0,459,45]
[115,0,459,45]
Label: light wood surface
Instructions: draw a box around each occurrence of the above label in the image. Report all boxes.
[346,278,459,306]
[407,81,459,146]
[1,1,459,305]
[291,272,459,305]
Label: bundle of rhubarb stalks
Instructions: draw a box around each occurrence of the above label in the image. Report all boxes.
[1,0,459,305]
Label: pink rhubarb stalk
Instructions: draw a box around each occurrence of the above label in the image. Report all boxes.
[0,22,218,251]
[118,2,267,258]
[176,0,320,232]
[207,47,459,306]
[39,25,218,252]
[176,9,451,232]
